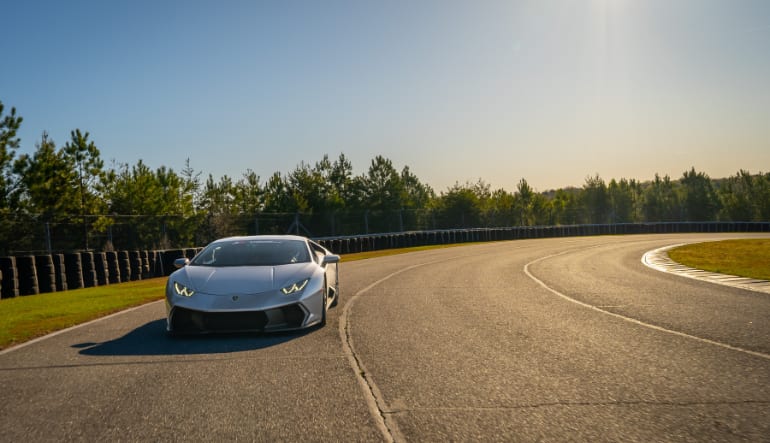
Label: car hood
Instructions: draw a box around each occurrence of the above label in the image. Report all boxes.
[176,263,314,295]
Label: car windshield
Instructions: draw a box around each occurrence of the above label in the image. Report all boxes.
[189,239,311,267]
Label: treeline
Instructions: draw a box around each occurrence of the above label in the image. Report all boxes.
[1,100,769,253]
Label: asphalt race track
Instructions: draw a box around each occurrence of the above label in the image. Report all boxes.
[2,233,769,442]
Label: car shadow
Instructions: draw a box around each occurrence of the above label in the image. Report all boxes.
[75,319,313,356]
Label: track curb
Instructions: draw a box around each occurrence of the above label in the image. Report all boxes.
[642,244,770,295]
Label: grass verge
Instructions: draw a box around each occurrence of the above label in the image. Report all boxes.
[0,243,466,351]
[5,239,764,351]
[340,242,480,262]
[1,278,167,351]
[668,239,770,281]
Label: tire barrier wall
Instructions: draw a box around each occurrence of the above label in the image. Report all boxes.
[64,253,84,291]
[106,251,120,284]
[119,251,131,283]
[81,252,98,288]
[17,256,39,296]
[53,254,67,292]
[0,249,193,299]
[0,256,19,298]
[35,255,57,294]
[1,222,768,299]
[95,252,110,286]
[129,251,142,281]
[314,221,770,254]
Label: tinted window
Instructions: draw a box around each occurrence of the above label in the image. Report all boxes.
[190,239,310,267]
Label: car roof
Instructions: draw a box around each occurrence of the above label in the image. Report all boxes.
[212,235,308,243]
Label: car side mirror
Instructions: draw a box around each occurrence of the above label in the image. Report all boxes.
[322,254,340,265]
[174,257,190,268]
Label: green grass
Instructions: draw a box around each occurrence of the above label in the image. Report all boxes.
[0,243,468,350]
[4,238,765,351]
[340,242,483,262]
[0,278,167,350]
[668,239,770,280]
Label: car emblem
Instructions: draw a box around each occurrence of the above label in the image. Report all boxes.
[232,295,239,302]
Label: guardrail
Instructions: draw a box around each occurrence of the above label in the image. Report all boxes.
[1,222,768,299]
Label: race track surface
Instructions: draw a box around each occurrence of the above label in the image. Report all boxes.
[2,233,769,442]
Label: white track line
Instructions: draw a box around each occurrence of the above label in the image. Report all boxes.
[524,251,770,361]
[339,260,450,443]
[642,244,770,295]
[0,300,164,356]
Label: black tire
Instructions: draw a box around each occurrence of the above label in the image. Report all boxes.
[319,278,328,327]
[330,284,339,307]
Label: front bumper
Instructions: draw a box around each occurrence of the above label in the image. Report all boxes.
[165,285,325,333]
[168,303,309,333]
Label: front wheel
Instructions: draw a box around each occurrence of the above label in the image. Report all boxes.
[319,278,328,327]
[330,285,339,308]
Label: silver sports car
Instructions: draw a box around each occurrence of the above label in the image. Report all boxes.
[165,235,340,334]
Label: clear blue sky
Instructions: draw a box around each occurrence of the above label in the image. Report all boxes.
[3,0,769,192]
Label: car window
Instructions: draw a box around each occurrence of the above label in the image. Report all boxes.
[308,240,328,263]
[190,239,311,266]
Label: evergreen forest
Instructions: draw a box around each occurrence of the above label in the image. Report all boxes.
[2,100,768,254]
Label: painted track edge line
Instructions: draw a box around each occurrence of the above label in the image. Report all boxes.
[642,244,770,295]
[339,258,453,443]
[0,299,165,356]
[524,252,770,361]
[341,266,424,443]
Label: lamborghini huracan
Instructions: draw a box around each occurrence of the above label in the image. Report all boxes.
[165,235,340,334]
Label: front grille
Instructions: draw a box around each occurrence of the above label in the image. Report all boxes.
[171,307,269,333]
[268,304,306,329]
[171,304,307,333]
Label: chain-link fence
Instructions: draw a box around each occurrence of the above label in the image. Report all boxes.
[2,221,769,299]
[2,209,463,254]
[3,207,766,255]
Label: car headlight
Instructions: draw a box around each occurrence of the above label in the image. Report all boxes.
[173,281,195,297]
[281,279,309,295]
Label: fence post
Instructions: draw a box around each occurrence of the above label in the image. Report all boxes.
[45,222,52,255]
